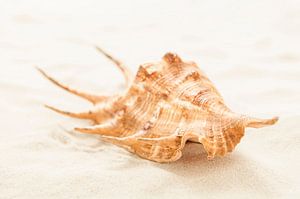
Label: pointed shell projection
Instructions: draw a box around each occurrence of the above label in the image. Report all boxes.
[38,47,278,163]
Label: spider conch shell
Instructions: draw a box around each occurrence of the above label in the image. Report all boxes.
[38,47,278,163]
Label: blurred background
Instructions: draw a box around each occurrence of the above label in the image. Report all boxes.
[0,0,299,198]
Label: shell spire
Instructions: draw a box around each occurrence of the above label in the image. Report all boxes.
[163,52,183,64]
[38,48,279,162]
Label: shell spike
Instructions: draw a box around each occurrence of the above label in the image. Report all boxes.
[36,67,107,104]
[245,116,279,128]
[95,46,133,87]
[44,104,95,120]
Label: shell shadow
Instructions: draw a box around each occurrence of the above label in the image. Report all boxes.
[154,142,279,197]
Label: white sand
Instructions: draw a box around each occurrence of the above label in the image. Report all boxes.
[0,0,299,198]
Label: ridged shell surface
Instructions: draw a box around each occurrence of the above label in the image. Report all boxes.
[39,50,278,162]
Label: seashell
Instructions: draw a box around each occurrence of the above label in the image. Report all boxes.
[37,47,279,162]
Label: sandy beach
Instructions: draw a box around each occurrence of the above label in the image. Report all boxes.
[0,0,299,198]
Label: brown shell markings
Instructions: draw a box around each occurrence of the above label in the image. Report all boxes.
[37,47,279,163]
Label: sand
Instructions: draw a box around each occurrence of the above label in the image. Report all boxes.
[0,0,299,198]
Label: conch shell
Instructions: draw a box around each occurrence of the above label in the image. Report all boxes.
[38,47,278,162]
